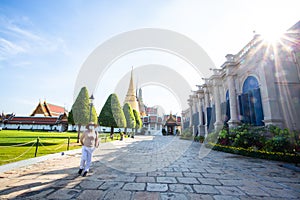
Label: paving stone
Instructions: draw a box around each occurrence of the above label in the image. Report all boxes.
[213,195,240,200]
[99,181,125,190]
[193,185,219,194]
[157,176,177,183]
[189,168,207,173]
[123,183,146,191]
[54,179,81,189]
[188,193,214,200]
[79,180,104,189]
[160,192,188,200]
[1,136,300,200]
[197,178,221,185]
[114,175,136,182]
[146,183,168,192]
[169,184,194,193]
[147,171,165,176]
[17,188,55,199]
[135,173,148,177]
[77,190,106,200]
[261,187,299,198]
[165,172,183,177]
[238,186,270,197]
[201,173,223,179]
[135,176,155,183]
[103,190,132,200]
[46,188,81,199]
[133,191,160,200]
[183,172,203,178]
[162,167,174,172]
[215,186,246,196]
[177,177,199,184]
[218,179,246,186]
[259,181,285,189]
[206,168,224,174]
[173,167,190,172]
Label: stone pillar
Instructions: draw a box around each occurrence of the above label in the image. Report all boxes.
[227,75,240,128]
[203,86,210,135]
[259,58,283,127]
[188,97,193,134]
[213,78,223,133]
[197,90,205,136]
[193,95,199,135]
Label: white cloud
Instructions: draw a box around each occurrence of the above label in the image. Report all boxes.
[0,14,70,62]
[0,38,26,60]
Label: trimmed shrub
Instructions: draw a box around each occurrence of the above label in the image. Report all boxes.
[206,131,219,143]
[180,129,193,140]
[207,143,300,164]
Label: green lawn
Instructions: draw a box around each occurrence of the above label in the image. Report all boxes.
[0,130,124,166]
[0,130,81,165]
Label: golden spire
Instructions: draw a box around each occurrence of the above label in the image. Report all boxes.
[124,67,140,112]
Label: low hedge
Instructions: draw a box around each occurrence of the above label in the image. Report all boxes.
[206,143,300,164]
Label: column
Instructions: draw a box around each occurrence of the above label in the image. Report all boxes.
[259,58,283,127]
[203,86,210,135]
[213,78,223,132]
[188,97,193,134]
[227,75,240,128]
[198,92,205,136]
[193,95,199,135]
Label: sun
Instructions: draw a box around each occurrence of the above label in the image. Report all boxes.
[260,27,285,44]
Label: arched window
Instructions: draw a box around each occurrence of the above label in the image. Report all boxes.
[242,76,259,93]
[239,76,264,126]
[225,90,230,122]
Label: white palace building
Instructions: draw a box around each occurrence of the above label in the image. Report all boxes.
[182,21,300,137]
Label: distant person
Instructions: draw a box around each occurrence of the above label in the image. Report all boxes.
[78,122,99,177]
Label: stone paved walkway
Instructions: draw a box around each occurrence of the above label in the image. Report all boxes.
[0,136,299,199]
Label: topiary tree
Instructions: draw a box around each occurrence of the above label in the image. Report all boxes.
[71,86,91,143]
[123,103,136,136]
[67,109,75,132]
[133,109,142,136]
[68,109,75,125]
[98,93,126,138]
[90,105,98,124]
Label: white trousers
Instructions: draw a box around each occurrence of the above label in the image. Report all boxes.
[80,146,95,172]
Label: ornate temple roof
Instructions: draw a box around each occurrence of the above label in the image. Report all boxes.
[124,68,140,112]
[165,113,179,126]
[30,101,65,117]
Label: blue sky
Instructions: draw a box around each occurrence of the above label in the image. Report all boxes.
[0,0,299,116]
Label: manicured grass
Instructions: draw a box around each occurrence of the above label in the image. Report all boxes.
[0,130,125,166]
[0,130,81,165]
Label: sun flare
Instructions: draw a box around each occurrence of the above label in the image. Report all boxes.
[261,27,285,44]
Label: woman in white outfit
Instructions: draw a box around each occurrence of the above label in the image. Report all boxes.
[78,122,99,177]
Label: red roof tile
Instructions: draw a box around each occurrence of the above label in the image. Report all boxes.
[47,103,65,116]
[7,116,58,125]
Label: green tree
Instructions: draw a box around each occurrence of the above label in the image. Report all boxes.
[133,109,142,135]
[68,109,75,125]
[98,93,126,138]
[67,109,75,132]
[90,105,98,124]
[71,86,91,142]
[123,103,136,135]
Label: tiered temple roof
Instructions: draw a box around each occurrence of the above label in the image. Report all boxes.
[124,68,140,112]
[30,101,65,117]
[1,101,67,126]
